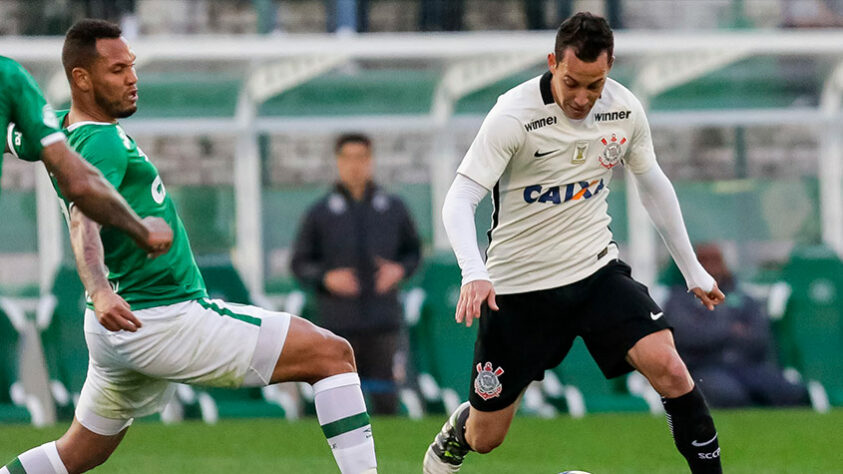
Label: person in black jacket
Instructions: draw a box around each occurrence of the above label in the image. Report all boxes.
[291,133,422,415]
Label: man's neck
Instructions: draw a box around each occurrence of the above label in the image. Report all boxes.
[338,181,369,202]
[67,98,116,125]
[347,184,366,201]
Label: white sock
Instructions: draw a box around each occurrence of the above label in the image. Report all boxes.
[313,372,377,474]
[3,441,68,474]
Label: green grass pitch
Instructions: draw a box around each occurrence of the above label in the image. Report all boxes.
[1,409,840,473]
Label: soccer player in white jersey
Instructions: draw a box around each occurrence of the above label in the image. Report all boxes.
[423,12,724,474]
[1,20,376,474]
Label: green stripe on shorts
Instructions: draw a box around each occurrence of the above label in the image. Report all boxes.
[198,299,262,327]
[6,458,26,474]
[320,412,371,439]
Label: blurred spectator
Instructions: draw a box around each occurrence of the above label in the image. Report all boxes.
[664,243,810,408]
[17,0,136,35]
[291,133,422,415]
[327,0,369,33]
[782,0,843,27]
[526,1,623,30]
[419,0,464,31]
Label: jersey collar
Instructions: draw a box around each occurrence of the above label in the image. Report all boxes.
[539,71,554,106]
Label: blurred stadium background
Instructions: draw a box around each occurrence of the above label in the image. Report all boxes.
[1,0,842,472]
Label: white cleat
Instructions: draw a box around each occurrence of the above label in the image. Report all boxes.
[423,444,462,473]
[422,401,471,474]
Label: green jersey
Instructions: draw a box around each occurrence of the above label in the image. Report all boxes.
[11,110,207,310]
[0,56,66,199]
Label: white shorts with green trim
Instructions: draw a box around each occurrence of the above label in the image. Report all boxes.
[75,298,290,435]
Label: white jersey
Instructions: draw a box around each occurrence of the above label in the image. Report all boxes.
[458,73,657,294]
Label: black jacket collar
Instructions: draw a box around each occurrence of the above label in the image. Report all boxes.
[334,181,377,202]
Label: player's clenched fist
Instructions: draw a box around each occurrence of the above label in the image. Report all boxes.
[455,279,499,327]
[138,216,173,258]
[691,281,726,311]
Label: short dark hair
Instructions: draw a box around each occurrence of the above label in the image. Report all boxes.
[554,12,614,63]
[62,19,122,80]
[335,133,372,155]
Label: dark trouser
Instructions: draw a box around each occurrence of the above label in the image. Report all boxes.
[692,364,810,408]
[344,330,404,415]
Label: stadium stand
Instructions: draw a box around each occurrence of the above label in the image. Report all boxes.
[408,254,477,415]
[0,305,31,423]
[39,266,89,421]
[775,245,843,408]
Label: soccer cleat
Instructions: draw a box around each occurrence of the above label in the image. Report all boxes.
[423,401,471,474]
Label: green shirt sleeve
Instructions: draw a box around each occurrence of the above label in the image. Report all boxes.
[3,58,65,159]
[75,129,130,189]
[6,122,41,162]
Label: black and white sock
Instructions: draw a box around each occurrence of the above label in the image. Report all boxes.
[662,385,722,474]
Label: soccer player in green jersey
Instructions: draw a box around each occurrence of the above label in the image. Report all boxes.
[1,20,377,474]
[1,56,172,257]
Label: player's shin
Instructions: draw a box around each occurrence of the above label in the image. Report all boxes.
[313,372,377,474]
[662,385,722,474]
[1,441,68,474]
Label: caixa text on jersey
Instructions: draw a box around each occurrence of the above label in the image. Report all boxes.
[523,179,605,204]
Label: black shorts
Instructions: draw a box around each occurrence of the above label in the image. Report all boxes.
[469,259,670,412]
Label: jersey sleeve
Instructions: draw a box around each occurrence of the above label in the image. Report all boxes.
[4,60,65,158]
[624,94,657,175]
[74,129,130,189]
[456,111,525,190]
[6,122,42,162]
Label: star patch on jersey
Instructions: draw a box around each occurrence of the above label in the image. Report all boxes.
[474,362,504,400]
[599,133,627,169]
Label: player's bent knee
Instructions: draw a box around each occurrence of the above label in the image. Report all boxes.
[467,432,505,454]
[663,356,690,383]
[650,356,692,396]
[306,328,355,381]
[321,333,355,375]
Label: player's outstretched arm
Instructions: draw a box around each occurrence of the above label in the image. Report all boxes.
[69,205,142,332]
[41,141,172,257]
[633,163,725,309]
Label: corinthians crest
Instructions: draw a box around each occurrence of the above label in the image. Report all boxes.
[474,362,505,400]
[599,133,627,169]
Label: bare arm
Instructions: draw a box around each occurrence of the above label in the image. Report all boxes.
[69,205,142,332]
[41,141,172,258]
